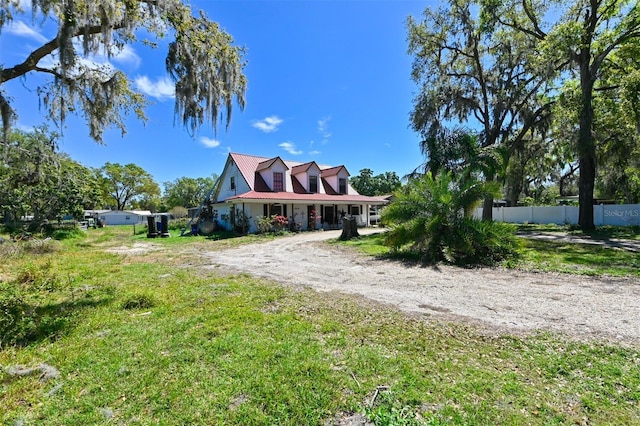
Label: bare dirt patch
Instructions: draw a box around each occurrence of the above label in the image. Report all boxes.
[105,242,163,256]
[199,229,640,345]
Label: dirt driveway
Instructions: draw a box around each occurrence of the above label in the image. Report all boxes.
[201,229,640,345]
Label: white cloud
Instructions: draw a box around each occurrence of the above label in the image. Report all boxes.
[309,150,321,155]
[199,136,220,148]
[134,75,175,100]
[252,115,283,133]
[111,45,141,68]
[5,20,48,43]
[279,142,302,155]
[318,116,332,138]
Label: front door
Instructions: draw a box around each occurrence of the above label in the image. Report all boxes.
[324,205,335,228]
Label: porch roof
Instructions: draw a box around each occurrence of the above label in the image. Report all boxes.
[225,191,387,205]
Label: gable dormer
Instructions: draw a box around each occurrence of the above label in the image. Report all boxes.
[257,156,289,192]
[291,161,322,193]
[321,165,350,194]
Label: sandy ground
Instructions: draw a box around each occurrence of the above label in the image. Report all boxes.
[198,228,640,345]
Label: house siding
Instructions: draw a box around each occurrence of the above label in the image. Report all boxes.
[324,169,351,194]
[259,161,289,192]
[218,160,250,201]
[293,164,322,193]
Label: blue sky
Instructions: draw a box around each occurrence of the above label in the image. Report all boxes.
[1,0,431,187]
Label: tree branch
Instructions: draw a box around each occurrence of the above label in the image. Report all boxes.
[0,24,123,84]
[521,0,547,39]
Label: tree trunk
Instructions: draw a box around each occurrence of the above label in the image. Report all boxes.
[577,59,596,230]
[481,170,495,221]
[339,217,359,240]
[481,196,493,220]
[578,151,596,229]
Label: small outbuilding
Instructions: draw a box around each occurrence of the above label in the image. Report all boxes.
[98,210,152,226]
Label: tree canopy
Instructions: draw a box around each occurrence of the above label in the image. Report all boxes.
[98,162,160,211]
[163,175,218,210]
[480,0,640,228]
[408,0,640,228]
[0,127,101,225]
[407,0,554,219]
[0,0,247,144]
[350,169,401,196]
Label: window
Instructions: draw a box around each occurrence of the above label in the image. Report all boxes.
[270,204,283,216]
[309,175,318,193]
[273,172,284,191]
[350,205,360,216]
[339,178,347,194]
[230,176,236,190]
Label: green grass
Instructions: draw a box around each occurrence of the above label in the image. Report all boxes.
[339,227,640,277]
[1,227,640,424]
[518,239,640,276]
[517,223,640,240]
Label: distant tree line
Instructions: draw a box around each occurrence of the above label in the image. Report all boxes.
[0,127,217,227]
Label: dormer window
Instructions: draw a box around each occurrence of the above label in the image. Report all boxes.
[309,176,318,193]
[339,178,347,194]
[273,172,284,191]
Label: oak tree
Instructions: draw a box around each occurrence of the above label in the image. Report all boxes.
[0,0,246,145]
[408,0,554,219]
[98,162,160,210]
[482,0,640,228]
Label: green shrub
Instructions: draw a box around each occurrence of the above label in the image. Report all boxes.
[16,261,59,292]
[382,171,520,265]
[49,227,85,240]
[0,284,31,346]
[443,218,521,265]
[168,217,191,232]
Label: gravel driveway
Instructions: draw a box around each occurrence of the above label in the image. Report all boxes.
[202,229,640,345]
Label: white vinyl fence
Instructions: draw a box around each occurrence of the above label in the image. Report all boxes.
[474,204,640,226]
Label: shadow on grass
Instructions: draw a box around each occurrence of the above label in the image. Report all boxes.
[204,231,243,241]
[517,224,640,241]
[1,293,113,348]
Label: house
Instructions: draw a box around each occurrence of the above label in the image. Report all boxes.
[209,153,389,233]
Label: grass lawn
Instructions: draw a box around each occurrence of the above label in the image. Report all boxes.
[339,225,640,277]
[1,226,639,425]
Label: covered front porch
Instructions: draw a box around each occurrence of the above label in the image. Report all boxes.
[213,200,384,234]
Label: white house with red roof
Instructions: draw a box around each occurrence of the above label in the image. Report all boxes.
[211,153,388,233]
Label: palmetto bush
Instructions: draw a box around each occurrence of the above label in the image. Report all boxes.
[382,170,520,265]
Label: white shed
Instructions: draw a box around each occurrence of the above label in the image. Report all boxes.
[99,210,151,226]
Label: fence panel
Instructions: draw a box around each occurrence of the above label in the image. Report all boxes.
[474,204,639,226]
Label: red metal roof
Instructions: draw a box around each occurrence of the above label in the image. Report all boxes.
[230,153,265,189]
[321,165,349,177]
[290,161,319,175]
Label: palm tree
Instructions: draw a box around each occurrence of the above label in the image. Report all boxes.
[409,126,509,220]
